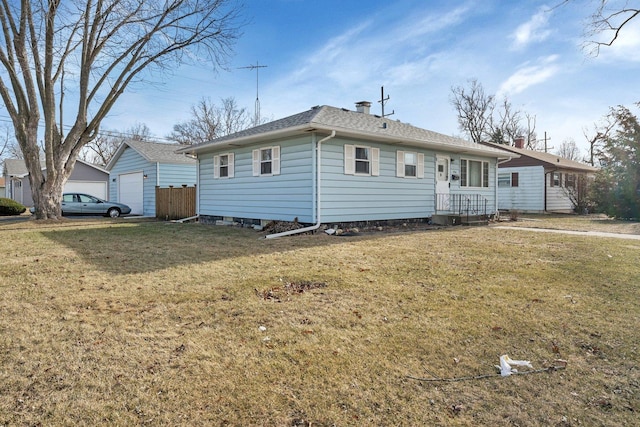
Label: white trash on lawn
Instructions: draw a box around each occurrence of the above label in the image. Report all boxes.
[496,354,533,376]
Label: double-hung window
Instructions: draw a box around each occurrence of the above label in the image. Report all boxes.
[460,159,489,188]
[344,144,379,176]
[214,153,234,179]
[396,151,424,178]
[252,146,280,176]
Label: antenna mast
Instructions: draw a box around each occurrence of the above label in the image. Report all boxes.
[239,61,268,126]
[378,86,394,118]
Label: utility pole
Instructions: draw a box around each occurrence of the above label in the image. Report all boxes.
[378,86,394,118]
[239,61,268,126]
[543,131,553,152]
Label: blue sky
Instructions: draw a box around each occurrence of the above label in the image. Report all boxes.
[106,0,640,156]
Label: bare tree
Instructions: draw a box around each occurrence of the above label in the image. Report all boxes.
[167,96,251,145]
[556,138,581,161]
[81,123,152,166]
[0,1,242,219]
[0,126,24,160]
[582,107,620,166]
[583,1,640,55]
[491,97,524,144]
[451,79,534,146]
[524,113,539,150]
[450,79,495,143]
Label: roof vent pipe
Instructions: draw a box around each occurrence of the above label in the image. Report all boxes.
[355,101,371,114]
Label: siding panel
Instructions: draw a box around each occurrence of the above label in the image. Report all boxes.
[198,136,314,222]
[497,166,544,212]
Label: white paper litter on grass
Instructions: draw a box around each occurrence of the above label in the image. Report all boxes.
[496,354,533,376]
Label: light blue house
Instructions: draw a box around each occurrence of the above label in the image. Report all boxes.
[178,102,515,229]
[107,140,196,216]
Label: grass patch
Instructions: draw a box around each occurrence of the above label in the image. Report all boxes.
[0,218,638,425]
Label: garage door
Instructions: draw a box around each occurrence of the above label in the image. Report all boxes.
[119,172,144,215]
[64,181,107,200]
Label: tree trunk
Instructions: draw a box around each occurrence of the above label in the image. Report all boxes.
[31,180,63,220]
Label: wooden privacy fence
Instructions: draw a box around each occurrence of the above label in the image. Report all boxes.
[155,185,196,220]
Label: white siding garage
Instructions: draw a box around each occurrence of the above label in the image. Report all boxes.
[119,172,144,215]
[64,181,107,199]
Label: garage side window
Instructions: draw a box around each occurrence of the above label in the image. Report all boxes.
[498,172,519,187]
[214,153,235,179]
[252,146,280,176]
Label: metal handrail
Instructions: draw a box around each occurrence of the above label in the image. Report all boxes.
[436,193,488,218]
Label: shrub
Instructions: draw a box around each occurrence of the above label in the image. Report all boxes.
[0,198,27,216]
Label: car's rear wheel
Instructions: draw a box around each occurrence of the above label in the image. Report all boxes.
[107,208,121,218]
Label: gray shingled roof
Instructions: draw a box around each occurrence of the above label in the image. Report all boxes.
[179,105,515,158]
[2,159,46,176]
[118,140,196,164]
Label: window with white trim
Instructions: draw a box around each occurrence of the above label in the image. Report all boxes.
[460,159,489,188]
[344,145,379,176]
[214,153,234,179]
[396,151,424,178]
[252,146,280,176]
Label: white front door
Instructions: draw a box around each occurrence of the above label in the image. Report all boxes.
[436,155,450,211]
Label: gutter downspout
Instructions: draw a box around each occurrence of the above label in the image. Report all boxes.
[265,130,336,239]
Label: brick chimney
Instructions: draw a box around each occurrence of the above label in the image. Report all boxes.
[355,101,371,114]
[514,135,525,149]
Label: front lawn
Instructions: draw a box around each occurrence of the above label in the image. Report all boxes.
[1,219,638,425]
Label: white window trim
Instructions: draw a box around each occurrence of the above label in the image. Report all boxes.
[214,153,234,179]
[252,146,280,177]
[396,150,424,178]
[460,158,490,188]
[344,144,379,176]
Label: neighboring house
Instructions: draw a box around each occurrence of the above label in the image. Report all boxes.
[177,102,517,227]
[106,139,197,216]
[0,177,5,197]
[485,138,598,213]
[2,158,109,206]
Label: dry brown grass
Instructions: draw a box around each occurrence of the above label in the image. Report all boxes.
[0,217,638,426]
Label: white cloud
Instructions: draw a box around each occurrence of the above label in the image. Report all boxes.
[396,5,471,43]
[511,6,553,50]
[272,5,474,97]
[498,55,560,96]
